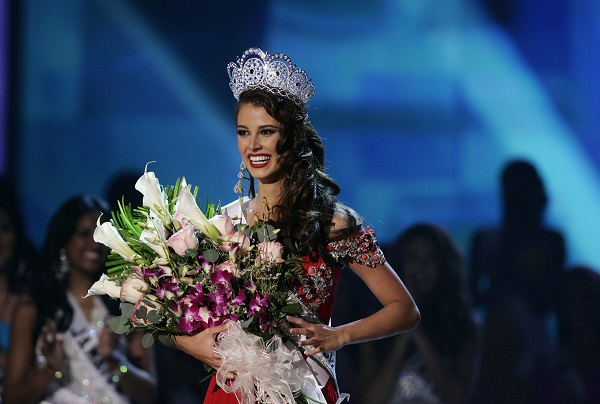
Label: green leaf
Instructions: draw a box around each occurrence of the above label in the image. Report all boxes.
[109,315,130,335]
[136,305,148,318]
[141,333,155,348]
[280,303,303,314]
[121,302,135,318]
[203,249,220,263]
[158,334,175,346]
[147,310,161,324]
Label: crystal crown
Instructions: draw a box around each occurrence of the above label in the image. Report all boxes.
[228,47,315,105]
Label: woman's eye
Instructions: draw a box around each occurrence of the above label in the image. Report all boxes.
[237,130,248,136]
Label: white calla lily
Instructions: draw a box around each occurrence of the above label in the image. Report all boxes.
[135,164,170,225]
[93,216,137,261]
[85,274,122,299]
[139,214,169,258]
[175,179,221,241]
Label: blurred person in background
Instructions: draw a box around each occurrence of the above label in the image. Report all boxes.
[365,223,479,403]
[3,194,156,403]
[0,177,39,401]
[470,159,565,403]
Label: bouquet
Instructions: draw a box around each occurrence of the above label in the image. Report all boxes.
[87,167,325,403]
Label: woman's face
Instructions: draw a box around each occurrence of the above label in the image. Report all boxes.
[401,236,439,301]
[64,212,108,276]
[237,103,283,185]
[0,209,16,269]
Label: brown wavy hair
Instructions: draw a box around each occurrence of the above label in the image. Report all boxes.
[236,89,359,257]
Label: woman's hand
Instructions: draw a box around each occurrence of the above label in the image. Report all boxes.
[38,323,65,371]
[286,315,348,355]
[173,324,230,372]
[98,321,120,359]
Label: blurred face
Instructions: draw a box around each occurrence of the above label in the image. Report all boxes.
[237,103,283,185]
[64,212,108,276]
[401,236,439,301]
[0,209,16,269]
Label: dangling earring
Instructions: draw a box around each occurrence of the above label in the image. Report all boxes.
[234,161,246,195]
[56,248,70,280]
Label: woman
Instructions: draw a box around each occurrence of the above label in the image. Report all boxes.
[174,47,420,403]
[0,185,39,399]
[366,223,478,403]
[3,195,156,403]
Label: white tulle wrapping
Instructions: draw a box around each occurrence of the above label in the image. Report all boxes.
[214,321,326,404]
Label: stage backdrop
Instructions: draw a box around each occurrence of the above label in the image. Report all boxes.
[11,0,600,270]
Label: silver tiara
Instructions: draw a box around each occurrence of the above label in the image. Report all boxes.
[227,47,315,105]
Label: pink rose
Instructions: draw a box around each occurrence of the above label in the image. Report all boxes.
[210,214,235,237]
[257,241,285,264]
[166,224,199,256]
[120,276,149,304]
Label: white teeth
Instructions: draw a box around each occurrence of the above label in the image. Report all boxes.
[84,251,100,259]
[250,155,270,163]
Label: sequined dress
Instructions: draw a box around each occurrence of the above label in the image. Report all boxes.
[203,199,386,404]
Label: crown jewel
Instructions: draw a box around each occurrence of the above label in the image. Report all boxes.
[228,47,315,105]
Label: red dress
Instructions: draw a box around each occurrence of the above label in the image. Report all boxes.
[203,227,385,403]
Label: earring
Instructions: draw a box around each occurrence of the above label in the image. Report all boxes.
[234,161,246,195]
[56,248,70,280]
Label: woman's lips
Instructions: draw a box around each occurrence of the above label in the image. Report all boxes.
[248,154,271,168]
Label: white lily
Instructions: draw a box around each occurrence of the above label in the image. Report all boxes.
[135,163,170,225]
[93,216,137,261]
[139,214,169,258]
[174,178,221,241]
[85,274,122,299]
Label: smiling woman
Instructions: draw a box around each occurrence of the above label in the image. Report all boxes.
[2,194,157,404]
[172,47,421,404]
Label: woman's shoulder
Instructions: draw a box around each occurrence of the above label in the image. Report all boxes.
[328,203,362,240]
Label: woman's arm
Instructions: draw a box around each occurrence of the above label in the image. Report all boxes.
[3,296,61,404]
[287,260,420,355]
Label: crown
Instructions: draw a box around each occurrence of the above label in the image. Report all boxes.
[227,47,315,106]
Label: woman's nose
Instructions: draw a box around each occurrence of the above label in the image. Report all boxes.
[248,133,261,150]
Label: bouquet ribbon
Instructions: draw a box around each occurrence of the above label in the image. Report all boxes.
[215,321,326,404]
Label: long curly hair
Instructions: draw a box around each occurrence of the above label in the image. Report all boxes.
[236,89,359,257]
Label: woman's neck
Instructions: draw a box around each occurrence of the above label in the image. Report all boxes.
[250,182,282,222]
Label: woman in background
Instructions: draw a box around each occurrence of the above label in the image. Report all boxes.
[366,223,479,403]
[0,180,39,401]
[3,194,156,403]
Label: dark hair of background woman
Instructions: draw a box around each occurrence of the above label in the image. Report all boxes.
[394,223,476,357]
[33,194,119,338]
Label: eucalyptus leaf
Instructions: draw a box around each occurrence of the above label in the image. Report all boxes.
[147,310,161,324]
[136,305,148,318]
[203,249,220,263]
[109,316,130,335]
[120,302,135,318]
[158,334,175,346]
[280,303,303,314]
[141,333,155,348]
